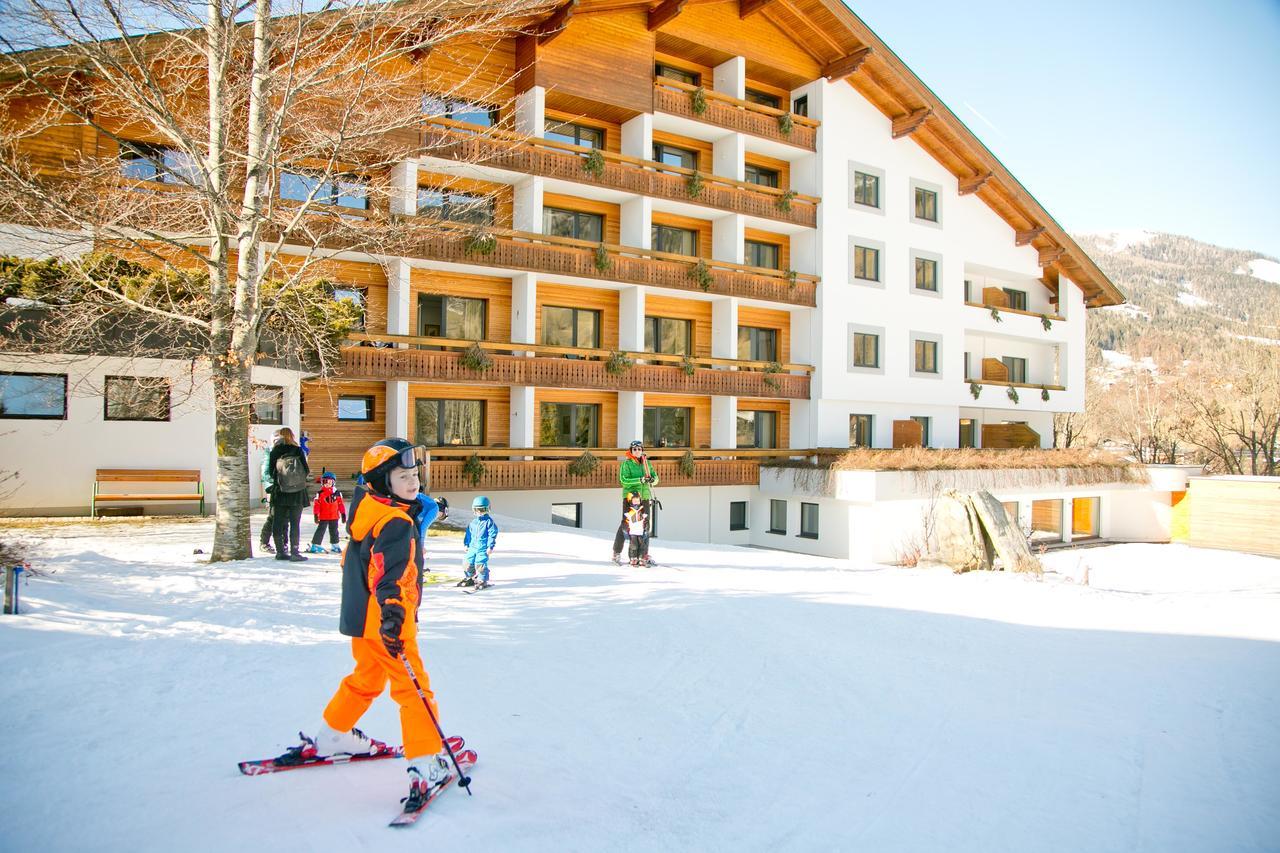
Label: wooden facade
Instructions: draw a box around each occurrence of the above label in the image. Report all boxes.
[302,380,388,479]
[1188,477,1280,558]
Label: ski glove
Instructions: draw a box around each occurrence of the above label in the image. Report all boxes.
[435,497,449,519]
[642,475,655,484]
[379,602,406,657]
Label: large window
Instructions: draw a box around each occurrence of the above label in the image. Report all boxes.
[799,503,819,539]
[736,409,777,449]
[849,414,873,448]
[418,294,487,341]
[552,503,583,528]
[744,163,780,188]
[745,240,780,270]
[251,385,284,426]
[542,306,601,350]
[337,396,375,422]
[280,172,368,212]
[0,372,67,419]
[1003,288,1028,311]
[768,499,787,535]
[415,398,484,446]
[652,142,698,171]
[729,500,748,531]
[332,286,367,331]
[120,142,198,186]
[422,96,498,127]
[854,245,880,281]
[914,339,939,374]
[1002,356,1028,384]
[643,406,691,448]
[738,326,777,362]
[655,63,699,86]
[652,223,698,256]
[417,188,495,225]
[744,89,780,109]
[853,170,880,208]
[959,418,976,449]
[544,208,603,242]
[544,120,604,149]
[915,257,938,292]
[1031,498,1064,543]
[914,186,938,222]
[539,402,599,447]
[645,316,693,356]
[104,376,170,422]
[910,415,931,447]
[853,332,879,368]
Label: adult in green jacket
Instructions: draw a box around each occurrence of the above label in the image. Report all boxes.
[613,440,658,563]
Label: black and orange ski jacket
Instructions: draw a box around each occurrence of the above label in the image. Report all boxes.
[338,487,425,639]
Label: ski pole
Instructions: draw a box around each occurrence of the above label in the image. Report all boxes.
[399,654,473,796]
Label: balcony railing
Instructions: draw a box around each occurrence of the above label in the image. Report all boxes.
[966,299,1064,323]
[421,119,819,227]
[653,78,819,150]
[342,333,813,400]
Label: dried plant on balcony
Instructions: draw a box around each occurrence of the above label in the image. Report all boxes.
[1041,387,1050,402]
[685,171,705,199]
[763,361,783,390]
[785,268,798,289]
[463,231,498,256]
[775,190,798,213]
[593,243,611,273]
[462,453,487,486]
[567,450,600,477]
[1007,386,1020,404]
[690,86,709,116]
[970,382,983,400]
[680,355,696,376]
[690,259,714,292]
[605,350,634,374]
[1040,314,1053,331]
[460,341,493,372]
[777,112,794,136]
[582,148,606,180]
[679,450,697,477]
[989,306,1003,323]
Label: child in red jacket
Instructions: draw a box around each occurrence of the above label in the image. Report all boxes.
[308,472,347,554]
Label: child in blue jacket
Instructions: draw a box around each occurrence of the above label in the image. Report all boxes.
[461,495,499,589]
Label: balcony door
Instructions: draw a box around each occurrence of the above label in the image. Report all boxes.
[415,399,484,447]
[418,295,487,343]
[643,406,691,448]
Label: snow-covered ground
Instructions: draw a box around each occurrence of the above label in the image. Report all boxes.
[2,515,1279,853]
[1240,258,1280,284]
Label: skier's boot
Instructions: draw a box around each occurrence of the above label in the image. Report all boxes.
[329,544,342,554]
[611,552,623,566]
[306,543,325,554]
[313,724,383,758]
[456,577,475,587]
[261,541,274,553]
[629,558,639,566]
[404,752,452,808]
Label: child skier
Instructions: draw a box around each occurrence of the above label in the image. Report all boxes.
[307,472,347,554]
[459,496,499,589]
[624,492,649,566]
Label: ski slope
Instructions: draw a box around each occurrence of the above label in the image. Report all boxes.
[1,515,1278,852]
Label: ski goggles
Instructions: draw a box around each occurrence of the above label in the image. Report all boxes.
[365,443,427,473]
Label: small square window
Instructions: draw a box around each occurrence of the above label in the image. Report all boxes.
[1003,288,1028,311]
[853,332,879,368]
[552,503,582,528]
[915,257,938,292]
[914,339,939,374]
[799,503,819,539]
[910,179,943,227]
[768,499,787,535]
[850,414,873,448]
[251,385,284,425]
[854,245,880,281]
[0,372,67,419]
[337,396,374,421]
[104,376,170,422]
[729,501,748,531]
[914,187,938,222]
[854,171,880,208]
[792,95,808,117]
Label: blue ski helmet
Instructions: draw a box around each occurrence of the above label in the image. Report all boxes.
[472,495,491,511]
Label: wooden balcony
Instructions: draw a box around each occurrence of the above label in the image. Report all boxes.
[422,120,819,228]
[341,333,812,400]
[653,79,819,151]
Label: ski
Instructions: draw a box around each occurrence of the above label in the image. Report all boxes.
[389,750,478,828]
[463,581,491,594]
[239,734,463,776]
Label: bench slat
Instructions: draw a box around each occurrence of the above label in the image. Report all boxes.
[95,493,205,501]
[96,470,201,481]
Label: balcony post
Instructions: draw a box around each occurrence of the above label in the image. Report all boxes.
[713,56,746,100]
[711,296,738,361]
[389,161,417,217]
[618,390,643,447]
[514,85,545,137]
[386,258,411,341]
[386,380,409,440]
[511,272,536,355]
[619,285,646,352]
[621,112,653,161]
[712,133,745,183]
[513,176,545,233]
[620,195,652,250]
[712,212,745,265]
[711,395,737,448]
[510,386,535,453]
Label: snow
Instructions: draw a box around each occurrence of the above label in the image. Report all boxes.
[2,515,1279,852]
[1176,290,1210,309]
[1084,229,1156,252]
[1103,302,1150,321]
[1237,258,1280,284]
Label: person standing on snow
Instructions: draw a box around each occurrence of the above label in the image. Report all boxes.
[459,496,498,589]
[612,440,658,565]
[307,472,347,554]
[267,427,310,561]
[259,430,281,553]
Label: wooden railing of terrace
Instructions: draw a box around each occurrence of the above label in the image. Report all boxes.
[652,78,820,150]
[421,120,819,228]
[342,333,812,400]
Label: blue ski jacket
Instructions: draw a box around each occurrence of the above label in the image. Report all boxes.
[464,514,499,558]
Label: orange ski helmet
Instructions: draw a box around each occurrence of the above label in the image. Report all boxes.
[361,438,424,496]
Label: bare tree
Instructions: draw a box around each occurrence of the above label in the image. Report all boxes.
[0,0,553,559]
[1178,343,1280,475]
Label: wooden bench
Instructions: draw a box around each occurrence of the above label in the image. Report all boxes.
[92,469,205,517]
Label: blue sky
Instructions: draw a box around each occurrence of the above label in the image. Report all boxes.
[846,0,1280,257]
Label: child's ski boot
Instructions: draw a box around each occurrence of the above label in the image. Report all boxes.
[306,543,326,554]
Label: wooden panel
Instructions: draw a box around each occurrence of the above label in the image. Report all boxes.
[653,51,714,88]
[892,419,923,449]
[302,380,387,479]
[1071,497,1098,537]
[534,9,655,115]
[982,286,1010,308]
[981,423,1040,449]
[744,151,790,192]
[744,227,790,272]
[409,269,511,343]
[737,397,790,447]
[643,392,712,448]
[645,293,712,358]
[652,129,714,173]
[9,97,94,174]
[650,209,713,260]
[407,382,510,447]
[535,283,620,350]
[981,358,1009,382]
[543,192,621,245]
[657,5,822,86]
[420,36,518,113]
[1189,478,1280,558]
[737,305,791,363]
[270,256,388,334]
[534,388,619,447]
[544,108,622,154]
[1031,499,1063,536]
[417,172,514,228]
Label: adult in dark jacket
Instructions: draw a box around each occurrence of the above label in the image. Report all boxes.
[267,426,311,561]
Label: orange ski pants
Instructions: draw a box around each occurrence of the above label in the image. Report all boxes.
[321,604,443,760]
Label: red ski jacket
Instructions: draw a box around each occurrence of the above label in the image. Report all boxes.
[313,484,347,522]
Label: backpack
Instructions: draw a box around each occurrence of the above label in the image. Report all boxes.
[275,451,308,493]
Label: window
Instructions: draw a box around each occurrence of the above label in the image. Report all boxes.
[539,402,599,447]
[104,376,170,422]
[914,186,938,222]
[652,142,698,171]
[337,396,375,421]
[853,332,879,369]
[745,240,780,270]
[1072,497,1100,538]
[915,257,938,292]
[280,172,368,212]
[853,171,880,208]
[552,502,583,528]
[418,295,487,341]
[422,96,498,127]
[737,326,777,362]
[417,188,495,225]
[332,286,367,331]
[729,501,748,531]
[544,207,604,242]
[544,120,604,149]
[251,385,284,425]
[799,503,819,539]
[1002,356,1028,384]
[744,163,780,188]
[849,414,873,448]
[965,352,971,380]
[959,418,976,448]
[854,245,880,281]
[120,142,198,186]
[655,63,699,86]
[542,306,601,350]
[415,398,484,446]
[1031,498,1064,543]
[643,406,691,447]
[744,89,780,109]
[768,499,787,535]
[914,339,939,374]
[792,95,808,117]
[651,223,698,256]
[645,316,693,356]
[0,372,66,419]
[1003,288,1028,311]
[736,409,777,449]
[964,279,973,303]
[910,416,931,447]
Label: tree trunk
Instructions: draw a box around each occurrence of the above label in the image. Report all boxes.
[210,355,253,561]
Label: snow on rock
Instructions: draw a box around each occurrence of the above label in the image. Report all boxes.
[1,516,1279,852]
[1238,258,1280,284]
